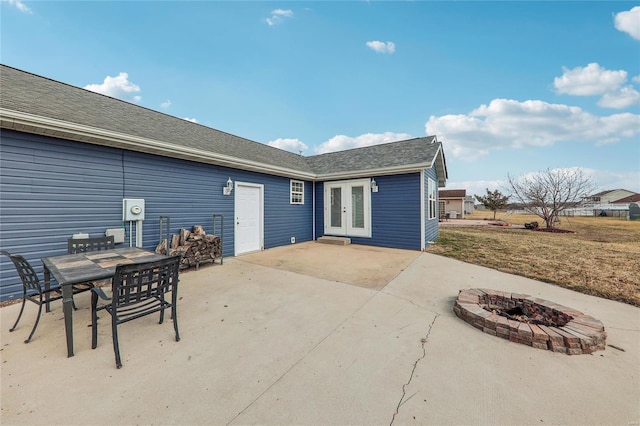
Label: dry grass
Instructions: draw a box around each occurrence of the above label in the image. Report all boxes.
[427,212,640,307]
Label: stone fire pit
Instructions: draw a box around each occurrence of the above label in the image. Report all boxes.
[454,288,606,355]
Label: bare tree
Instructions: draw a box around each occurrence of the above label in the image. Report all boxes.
[506,168,596,228]
[475,189,510,220]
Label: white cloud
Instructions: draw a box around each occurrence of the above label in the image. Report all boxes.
[366,40,395,54]
[160,99,171,109]
[314,131,412,154]
[588,169,640,193]
[554,63,627,96]
[182,117,198,123]
[84,72,141,102]
[598,85,640,109]
[266,9,293,26]
[425,98,640,161]
[554,63,640,109]
[633,75,640,84]
[272,9,293,17]
[614,6,640,40]
[267,138,308,154]
[1,0,32,14]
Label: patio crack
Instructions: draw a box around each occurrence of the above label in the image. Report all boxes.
[390,314,439,426]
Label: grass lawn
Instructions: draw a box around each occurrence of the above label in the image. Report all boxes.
[427,212,640,307]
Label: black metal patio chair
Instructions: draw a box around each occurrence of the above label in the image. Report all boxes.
[91,255,182,368]
[1,250,92,343]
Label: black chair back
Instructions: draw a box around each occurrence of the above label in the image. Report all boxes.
[1,250,68,343]
[1,250,41,293]
[111,256,181,323]
[67,236,115,254]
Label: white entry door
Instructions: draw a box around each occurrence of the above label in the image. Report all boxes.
[324,179,371,237]
[235,182,264,255]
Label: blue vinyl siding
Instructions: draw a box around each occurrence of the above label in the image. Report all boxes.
[315,173,422,250]
[122,151,235,255]
[123,152,312,254]
[0,130,312,301]
[424,167,440,245]
[263,178,313,249]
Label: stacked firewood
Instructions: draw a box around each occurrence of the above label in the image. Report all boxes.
[155,225,222,269]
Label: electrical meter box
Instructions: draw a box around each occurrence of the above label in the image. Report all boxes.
[123,198,145,221]
[105,228,126,244]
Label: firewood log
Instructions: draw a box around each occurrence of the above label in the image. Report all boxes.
[192,225,206,236]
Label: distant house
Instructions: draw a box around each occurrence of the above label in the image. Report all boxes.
[0,65,448,301]
[582,189,637,205]
[561,189,640,219]
[437,189,474,219]
[610,193,640,204]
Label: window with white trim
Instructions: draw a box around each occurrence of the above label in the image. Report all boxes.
[428,178,437,220]
[290,180,304,204]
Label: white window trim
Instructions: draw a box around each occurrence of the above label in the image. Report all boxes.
[428,178,437,220]
[290,180,304,205]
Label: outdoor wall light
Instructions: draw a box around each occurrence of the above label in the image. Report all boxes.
[371,178,379,193]
[223,177,233,196]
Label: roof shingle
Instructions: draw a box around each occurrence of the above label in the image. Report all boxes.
[438,189,466,198]
[1,65,446,180]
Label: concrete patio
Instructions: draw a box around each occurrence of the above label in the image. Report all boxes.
[1,242,639,425]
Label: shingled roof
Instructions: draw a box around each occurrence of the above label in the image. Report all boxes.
[0,65,447,183]
[307,136,438,174]
[438,189,467,198]
[611,194,640,204]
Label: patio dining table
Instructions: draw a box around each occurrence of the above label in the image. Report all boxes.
[41,247,169,357]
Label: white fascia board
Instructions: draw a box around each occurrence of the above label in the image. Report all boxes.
[317,163,432,181]
[1,109,316,181]
[432,145,448,187]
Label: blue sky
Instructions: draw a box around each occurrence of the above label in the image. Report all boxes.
[2,0,639,196]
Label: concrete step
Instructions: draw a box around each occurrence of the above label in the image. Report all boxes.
[317,236,351,245]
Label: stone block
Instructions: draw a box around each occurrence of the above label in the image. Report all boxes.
[528,324,549,342]
[457,294,480,304]
[553,328,581,346]
[483,327,497,336]
[550,343,567,353]
[560,326,596,349]
[537,325,564,345]
[532,342,549,350]
[496,328,510,339]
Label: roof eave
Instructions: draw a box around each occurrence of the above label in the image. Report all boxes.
[0,108,316,180]
[1,108,450,184]
[317,163,432,181]
[433,144,448,187]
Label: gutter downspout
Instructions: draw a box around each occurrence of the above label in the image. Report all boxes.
[312,182,316,241]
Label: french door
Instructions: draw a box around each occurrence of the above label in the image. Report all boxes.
[324,179,371,237]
